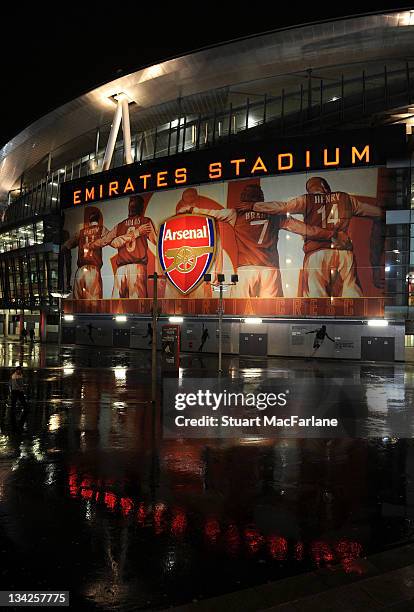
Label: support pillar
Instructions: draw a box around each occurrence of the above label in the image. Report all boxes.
[102,94,132,171]
[3,312,8,338]
[102,102,122,171]
[121,96,133,164]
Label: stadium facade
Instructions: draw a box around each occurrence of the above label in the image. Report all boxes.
[1,10,414,361]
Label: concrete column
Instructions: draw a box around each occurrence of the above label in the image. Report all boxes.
[102,102,122,171]
[121,96,133,165]
[3,312,8,337]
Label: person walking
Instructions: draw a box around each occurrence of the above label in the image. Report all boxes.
[143,322,153,345]
[10,366,29,428]
[198,327,209,352]
[29,328,35,343]
[21,327,28,343]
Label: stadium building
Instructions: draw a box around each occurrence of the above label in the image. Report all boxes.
[1,9,414,361]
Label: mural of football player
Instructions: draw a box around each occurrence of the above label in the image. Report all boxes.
[91,195,156,298]
[179,183,346,298]
[163,187,224,299]
[237,176,383,298]
[62,207,108,299]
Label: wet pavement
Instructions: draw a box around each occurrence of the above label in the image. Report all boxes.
[0,340,414,610]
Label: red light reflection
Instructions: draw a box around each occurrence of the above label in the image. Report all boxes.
[268,535,288,560]
[120,497,133,517]
[171,509,187,537]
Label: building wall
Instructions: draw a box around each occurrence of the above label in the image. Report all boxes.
[62,316,405,361]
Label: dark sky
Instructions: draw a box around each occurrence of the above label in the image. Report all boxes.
[1,2,413,147]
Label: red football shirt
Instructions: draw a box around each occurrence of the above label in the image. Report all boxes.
[115,216,151,266]
[234,210,281,267]
[303,192,353,253]
[77,225,104,268]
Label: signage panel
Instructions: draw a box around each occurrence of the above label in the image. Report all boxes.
[61,164,391,318]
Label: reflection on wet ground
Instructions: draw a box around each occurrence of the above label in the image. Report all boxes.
[0,340,414,610]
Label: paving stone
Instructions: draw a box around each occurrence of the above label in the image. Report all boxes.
[368,546,414,573]
[175,587,267,612]
[360,565,414,606]
[384,599,414,611]
[254,572,328,607]
[261,603,301,612]
[316,559,379,588]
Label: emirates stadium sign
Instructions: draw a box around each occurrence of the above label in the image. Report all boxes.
[60,126,406,209]
[158,214,216,294]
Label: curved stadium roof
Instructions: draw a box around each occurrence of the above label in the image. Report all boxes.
[1,9,414,199]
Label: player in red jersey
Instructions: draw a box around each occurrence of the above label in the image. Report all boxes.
[91,195,156,298]
[179,183,349,298]
[237,177,384,298]
[62,207,108,299]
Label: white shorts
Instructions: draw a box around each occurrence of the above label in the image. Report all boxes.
[303,249,362,298]
[231,266,282,298]
[73,266,103,300]
[112,263,147,298]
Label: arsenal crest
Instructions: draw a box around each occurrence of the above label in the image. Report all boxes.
[158,214,216,294]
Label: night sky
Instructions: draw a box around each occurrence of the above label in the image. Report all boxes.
[1,3,413,147]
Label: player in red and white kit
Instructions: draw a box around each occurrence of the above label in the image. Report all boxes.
[179,183,348,298]
[91,195,156,298]
[237,177,383,298]
[62,207,108,299]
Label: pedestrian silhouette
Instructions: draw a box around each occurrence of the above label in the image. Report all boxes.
[86,323,95,344]
[9,366,29,429]
[143,323,153,345]
[198,327,209,352]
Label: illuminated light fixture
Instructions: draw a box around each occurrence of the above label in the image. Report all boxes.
[367,319,389,327]
[244,318,263,324]
[170,118,181,128]
[58,168,65,174]
[213,285,229,292]
[247,116,258,129]
[115,315,127,322]
[400,10,414,26]
[64,314,74,322]
[169,316,183,323]
[112,92,133,103]
[392,249,400,254]
[330,96,340,102]
[385,266,391,272]
[51,291,71,299]
[286,258,292,264]
[114,367,127,380]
